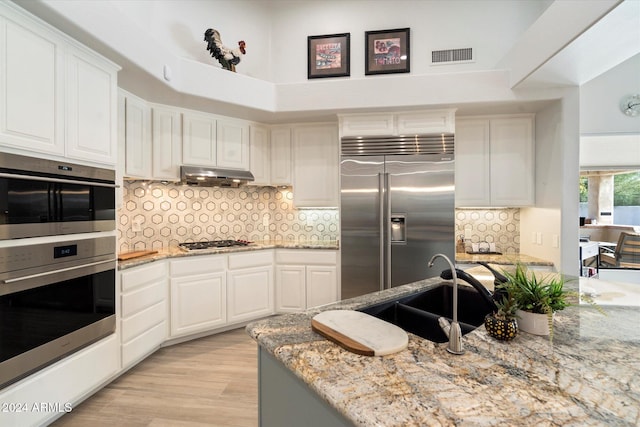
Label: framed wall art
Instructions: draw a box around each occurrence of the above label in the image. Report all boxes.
[365,28,410,75]
[307,33,350,79]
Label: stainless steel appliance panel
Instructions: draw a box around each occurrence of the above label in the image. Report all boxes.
[0,236,116,389]
[0,153,116,239]
[340,156,384,300]
[386,154,455,287]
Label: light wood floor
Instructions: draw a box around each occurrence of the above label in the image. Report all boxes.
[51,328,258,427]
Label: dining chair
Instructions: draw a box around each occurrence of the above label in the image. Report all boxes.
[600,232,640,268]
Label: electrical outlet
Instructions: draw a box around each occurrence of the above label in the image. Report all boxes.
[132,218,142,233]
[536,232,543,245]
[262,215,269,227]
[552,234,559,248]
[464,228,472,240]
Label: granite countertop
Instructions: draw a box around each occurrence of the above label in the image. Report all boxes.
[456,252,554,267]
[118,240,339,270]
[247,277,640,426]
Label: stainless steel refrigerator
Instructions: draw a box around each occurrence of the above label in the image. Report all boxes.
[340,135,455,300]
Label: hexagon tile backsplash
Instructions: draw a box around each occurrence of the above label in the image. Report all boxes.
[119,181,520,254]
[118,181,339,253]
[455,208,520,254]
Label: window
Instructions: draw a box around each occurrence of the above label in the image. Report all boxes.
[579,171,640,226]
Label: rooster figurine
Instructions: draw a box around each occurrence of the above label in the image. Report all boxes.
[204,28,246,72]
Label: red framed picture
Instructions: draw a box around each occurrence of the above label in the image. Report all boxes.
[307,33,350,79]
[365,28,410,75]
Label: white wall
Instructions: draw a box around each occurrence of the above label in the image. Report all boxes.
[580,53,640,135]
[269,0,549,83]
[520,89,581,274]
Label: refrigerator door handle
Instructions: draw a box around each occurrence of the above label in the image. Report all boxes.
[378,173,385,291]
[384,172,392,289]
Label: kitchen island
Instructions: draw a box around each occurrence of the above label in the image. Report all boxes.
[247,277,639,426]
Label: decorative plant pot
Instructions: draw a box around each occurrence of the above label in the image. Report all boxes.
[484,314,518,341]
[516,309,553,336]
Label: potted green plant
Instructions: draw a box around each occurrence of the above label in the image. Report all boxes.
[501,263,574,342]
[484,281,519,341]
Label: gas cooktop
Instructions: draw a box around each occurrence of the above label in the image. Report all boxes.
[179,240,251,251]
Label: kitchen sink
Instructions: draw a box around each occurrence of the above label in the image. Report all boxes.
[359,282,494,343]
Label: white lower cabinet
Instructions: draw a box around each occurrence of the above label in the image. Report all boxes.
[0,334,119,427]
[227,250,274,323]
[275,250,338,312]
[120,262,167,369]
[275,265,306,312]
[170,255,227,337]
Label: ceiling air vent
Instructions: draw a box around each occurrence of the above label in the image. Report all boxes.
[431,48,473,64]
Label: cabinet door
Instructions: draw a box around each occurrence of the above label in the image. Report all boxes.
[306,265,338,309]
[152,105,182,180]
[170,272,226,337]
[270,126,292,185]
[0,16,64,156]
[339,113,395,137]
[217,119,249,170]
[275,265,306,313]
[182,111,216,166]
[227,266,273,323]
[292,124,339,207]
[123,94,151,178]
[455,118,491,207]
[65,49,117,165]
[489,117,534,206]
[396,110,455,135]
[250,124,270,185]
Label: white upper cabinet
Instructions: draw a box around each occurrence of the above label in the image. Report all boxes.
[292,123,339,208]
[270,126,292,186]
[454,118,491,206]
[339,113,395,137]
[396,109,455,135]
[151,105,182,180]
[250,124,270,185]
[0,3,118,165]
[339,109,455,137]
[455,114,535,207]
[217,119,249,170]
[182,111,250,171]
[489,116,535,206]
[0,14,63,156]
[182,111,217,166]
[65,48,118,165]
[123,93,151,178]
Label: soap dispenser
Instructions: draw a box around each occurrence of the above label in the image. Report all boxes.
[456,235,465,253]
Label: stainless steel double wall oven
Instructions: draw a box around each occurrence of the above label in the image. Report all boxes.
[0,153,117,389]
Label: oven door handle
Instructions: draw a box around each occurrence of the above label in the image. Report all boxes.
[0,172,118,188]
[1,259,115,284]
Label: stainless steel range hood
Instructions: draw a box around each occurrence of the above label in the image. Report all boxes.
[180,166,254,187]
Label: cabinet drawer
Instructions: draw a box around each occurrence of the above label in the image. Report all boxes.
[121,321,166,369]
[121,301,166,343]
[170,255,226,277]
[276,250,337,265]
[121,262,166,293]
[228,250,274,269]
[121,280,166,318]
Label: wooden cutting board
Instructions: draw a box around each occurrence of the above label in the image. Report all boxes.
[311,310,408,356]
[117,250,158,261]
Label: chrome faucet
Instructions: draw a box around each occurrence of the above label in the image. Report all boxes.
[428,254,464,355]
